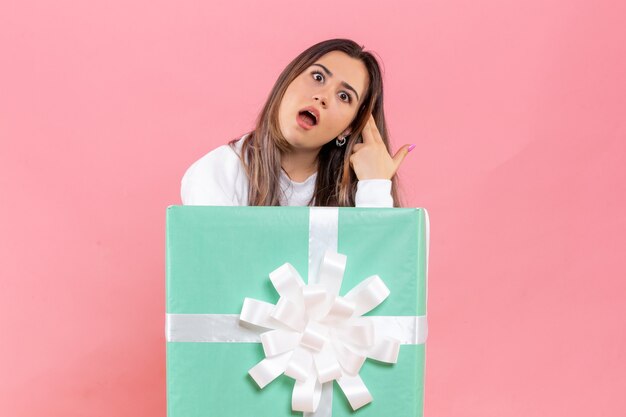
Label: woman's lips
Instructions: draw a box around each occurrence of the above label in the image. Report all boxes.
[296,113,316,130]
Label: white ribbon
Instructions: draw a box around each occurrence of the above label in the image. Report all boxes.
[241,248,406,413]
[166,314,426,345]
[165,207,429,416]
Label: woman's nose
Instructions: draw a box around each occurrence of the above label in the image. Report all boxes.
[313,95,327,107]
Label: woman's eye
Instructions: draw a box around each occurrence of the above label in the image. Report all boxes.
[311,71,351,103]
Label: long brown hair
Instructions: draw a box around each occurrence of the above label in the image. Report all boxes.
[229,38,403,207]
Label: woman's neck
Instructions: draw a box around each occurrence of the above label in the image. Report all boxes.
[280,148,319,182]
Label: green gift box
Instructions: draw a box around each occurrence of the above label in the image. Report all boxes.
[166,206,430,416]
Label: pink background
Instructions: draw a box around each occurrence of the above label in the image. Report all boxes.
[1,0,625,415]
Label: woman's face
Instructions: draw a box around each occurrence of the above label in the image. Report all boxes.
[278,51,369,151]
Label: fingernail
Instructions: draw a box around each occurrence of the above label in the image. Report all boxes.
[408,144,416,153]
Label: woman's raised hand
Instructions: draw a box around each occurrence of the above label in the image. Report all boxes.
[349,114,414,180]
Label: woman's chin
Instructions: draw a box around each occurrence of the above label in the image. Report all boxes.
[282,128,327,151]
[283,132,308,149]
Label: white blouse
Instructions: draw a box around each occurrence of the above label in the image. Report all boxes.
[181,134,394,207]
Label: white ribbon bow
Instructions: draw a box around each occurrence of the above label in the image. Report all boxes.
[239,249,401,413]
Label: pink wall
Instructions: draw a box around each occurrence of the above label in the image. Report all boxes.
[1,0,624,415]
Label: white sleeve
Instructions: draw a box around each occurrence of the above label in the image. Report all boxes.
[180,145,245,206]
[354,179,394,208]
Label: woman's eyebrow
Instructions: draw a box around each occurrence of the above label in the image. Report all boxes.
[311,63,360,101]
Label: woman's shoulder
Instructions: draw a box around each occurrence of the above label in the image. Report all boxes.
[180,133,250,205]
[182,134,247,181]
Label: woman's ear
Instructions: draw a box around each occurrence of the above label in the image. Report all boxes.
[341,127,352,137]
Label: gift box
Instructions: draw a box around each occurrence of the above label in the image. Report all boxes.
[166,206,430,417]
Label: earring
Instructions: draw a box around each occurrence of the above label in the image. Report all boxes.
[336,135,347,147]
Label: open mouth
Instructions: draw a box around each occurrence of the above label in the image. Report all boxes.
[297,110,318,127]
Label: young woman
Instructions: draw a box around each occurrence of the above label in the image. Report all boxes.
[181,38,415,208]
